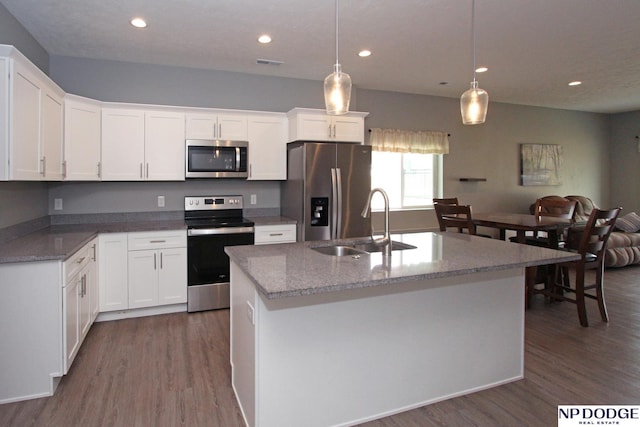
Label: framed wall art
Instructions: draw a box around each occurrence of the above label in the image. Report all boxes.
[520,143,563,186]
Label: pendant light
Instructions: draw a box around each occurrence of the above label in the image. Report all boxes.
[460,0,488,125]
[324,0,351,115]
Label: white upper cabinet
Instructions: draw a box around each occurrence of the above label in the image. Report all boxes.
[247,113,287,180]
[101,106,185,181]
[287,108,368,144]
[185,111,247,140]
[64,94,101,180]
[144,110,185,180]
[101,107,145,180]
[0,46,65,180]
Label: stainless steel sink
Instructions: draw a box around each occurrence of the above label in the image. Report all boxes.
[352,240,417,253]
[311,240,417,256]
[312,245,368,256]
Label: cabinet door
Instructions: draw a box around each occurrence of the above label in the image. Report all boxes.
[99,233,128,312]
[79,270,92,338]
[332,116,364,143]
[128,249,158,308]
[144,111,185,180]
[101,108,145,180]
[11,61,41,180]
[158,248,187,305]
[247,115,287,180]
[185,113,217,139]
[63,274,81,374]
[88,240,99,322]
[41,90,64,180]
[295,114,331,141]
[64,96,101,181]
[218,112,248,140]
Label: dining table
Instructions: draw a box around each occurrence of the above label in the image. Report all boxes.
[472,212,576,307]
[472,212,574,248]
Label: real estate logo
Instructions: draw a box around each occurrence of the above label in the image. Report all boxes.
[558,405,640,426]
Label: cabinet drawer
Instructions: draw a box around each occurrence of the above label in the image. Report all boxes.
[254,224,296,245]
[127,230,186,251]
[64,240,94,284]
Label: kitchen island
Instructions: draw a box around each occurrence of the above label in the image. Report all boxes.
[225,232,579,427]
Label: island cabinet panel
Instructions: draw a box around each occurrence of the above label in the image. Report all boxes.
[230,262,525,427]
[0,261,63,403]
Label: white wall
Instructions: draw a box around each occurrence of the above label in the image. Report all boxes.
[610,111,640,213]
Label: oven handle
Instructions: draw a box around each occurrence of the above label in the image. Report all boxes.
[187,227,255,236]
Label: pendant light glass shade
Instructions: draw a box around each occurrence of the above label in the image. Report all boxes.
[324,0,351,115]
[460,80,488,125]
[324,63,352,115]
[460,0,488,125]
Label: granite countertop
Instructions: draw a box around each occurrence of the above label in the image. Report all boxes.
[225,232,581,300]
[0,220,186,264]
[249,216,297,226]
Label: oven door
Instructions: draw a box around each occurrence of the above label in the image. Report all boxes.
[185,140,248,178]
[187,227,254,312]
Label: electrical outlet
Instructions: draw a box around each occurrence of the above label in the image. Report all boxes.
[246,301,255,325]
[250,194,257,205]
[54,198,63,210]
[157,195,165,208]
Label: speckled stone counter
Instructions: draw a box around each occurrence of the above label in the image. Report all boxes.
[225,231,580,299]
[248,216,296,226]
[0,220,186,264]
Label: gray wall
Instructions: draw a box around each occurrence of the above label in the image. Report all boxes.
[610,111,640,213]
[0,2,48,73]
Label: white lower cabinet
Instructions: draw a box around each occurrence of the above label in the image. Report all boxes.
[98,233,129,312]
[99,230,187,312]
[62,237,98,374]
[127,231,187,308]
[254,224,297,245]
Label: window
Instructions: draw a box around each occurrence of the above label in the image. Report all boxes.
[371,151,442,210]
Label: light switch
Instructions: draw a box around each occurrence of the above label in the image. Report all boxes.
[157,195,165,208]
[54,198,63,210]
[250,194,257,205]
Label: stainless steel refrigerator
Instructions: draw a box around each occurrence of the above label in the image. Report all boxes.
[281,142,372,242]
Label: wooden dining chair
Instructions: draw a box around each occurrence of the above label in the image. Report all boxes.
[513,197,577,248]
[434,203,477,235]
[433,197,459,206]
[533,206,621,327]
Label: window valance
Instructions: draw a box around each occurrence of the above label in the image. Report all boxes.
[369,128,449,154]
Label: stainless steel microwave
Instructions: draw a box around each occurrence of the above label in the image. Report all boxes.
[185,140,248,178]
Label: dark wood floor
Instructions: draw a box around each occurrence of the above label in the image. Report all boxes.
[2,266,639,427]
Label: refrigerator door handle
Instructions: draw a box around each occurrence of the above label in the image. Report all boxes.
[330,168,338,239]
[335,167,343,238]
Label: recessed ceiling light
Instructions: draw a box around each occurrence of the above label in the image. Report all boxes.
[358,50,372,57]
[258,35,272,44]
[568,81,582,86]
[130,17,147,28]
[475,66,488,73]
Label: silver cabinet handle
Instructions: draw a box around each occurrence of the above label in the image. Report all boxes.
[146,163,149,179]
[40,157,46,176]
[328,124,332,138]
[149,240,166,243]
[332,124,337,138]
[218,123,222,139]
[269,233,284,237]
[97,162,101,178]
[154,252,157,270]
[160,252,163,269]
[140,163,143,179]
[62,160,67,179]
[76,256,86,264]
[91,244,97,261]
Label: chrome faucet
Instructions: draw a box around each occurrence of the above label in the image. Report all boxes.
[361,188,392,257]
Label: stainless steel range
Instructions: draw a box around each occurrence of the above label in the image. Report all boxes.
[184,195,254,312]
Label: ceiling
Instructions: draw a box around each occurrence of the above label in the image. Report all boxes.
[2,0,640,114]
